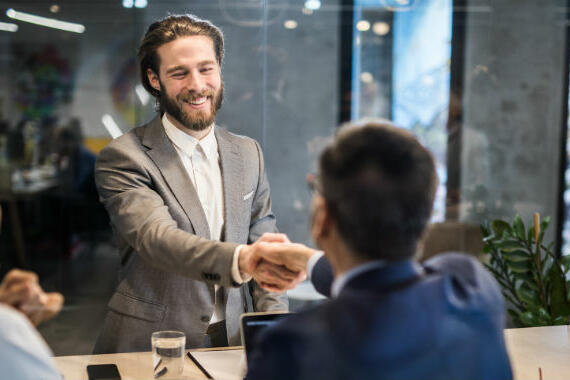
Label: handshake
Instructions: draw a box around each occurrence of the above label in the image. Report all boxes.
[239,233,318,293]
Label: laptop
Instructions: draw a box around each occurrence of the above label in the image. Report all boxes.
[239,311,291,363]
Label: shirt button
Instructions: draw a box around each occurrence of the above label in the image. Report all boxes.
[201,315,210,323]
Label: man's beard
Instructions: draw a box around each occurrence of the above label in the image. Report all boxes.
[159,82,224,131]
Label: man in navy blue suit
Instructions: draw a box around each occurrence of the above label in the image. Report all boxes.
[246,121,513,380]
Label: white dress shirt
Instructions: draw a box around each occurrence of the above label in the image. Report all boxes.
[162,113,249,323]
[0,304,61,380]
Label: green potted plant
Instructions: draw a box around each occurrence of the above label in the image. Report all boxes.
[481,213,570,327]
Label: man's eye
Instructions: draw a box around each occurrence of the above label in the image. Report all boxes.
[172,72,186,78]
[201,67,213,73]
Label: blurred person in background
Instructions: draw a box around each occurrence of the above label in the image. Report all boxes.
[53,118,97,197]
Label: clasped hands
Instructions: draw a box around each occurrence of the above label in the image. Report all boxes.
[0,269,64,326]
[239,233,317,293]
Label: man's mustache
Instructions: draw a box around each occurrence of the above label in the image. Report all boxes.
[179,90,215,102]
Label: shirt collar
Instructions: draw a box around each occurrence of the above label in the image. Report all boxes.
[161,113,218,161]
[331,260,387,298]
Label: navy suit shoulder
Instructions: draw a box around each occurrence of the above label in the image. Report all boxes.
[247,253,512,380]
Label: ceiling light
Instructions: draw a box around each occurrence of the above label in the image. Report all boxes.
[360,72,374,84]
[102,114,123,139]
[304,0,321,10]
[284,20,298,29]
[6,8,85,33]
[134,0,148,8]
[372,21,390,36]
[50,4,60,13]
[122,0,134,8]
[302,8,314,15]
[135,84,150,105]
[356,20,370,32]
[0,22,18,32]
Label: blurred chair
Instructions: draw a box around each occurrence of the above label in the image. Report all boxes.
[419,221,484,262]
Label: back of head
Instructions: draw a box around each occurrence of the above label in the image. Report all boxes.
[319,120,437,261]
[137,14,224,100]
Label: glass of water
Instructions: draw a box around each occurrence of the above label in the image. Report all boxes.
[151,331,186,379]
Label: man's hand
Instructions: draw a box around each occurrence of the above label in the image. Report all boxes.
[253,261,306,293]
[239,233,319,292]
[0,269,64,326]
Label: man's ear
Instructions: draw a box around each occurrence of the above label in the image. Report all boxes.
[147,69,160,92]
[311,196,334,241]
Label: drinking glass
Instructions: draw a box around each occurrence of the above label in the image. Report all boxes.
[151,330,186,378]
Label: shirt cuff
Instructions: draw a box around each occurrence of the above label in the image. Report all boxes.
[232,244,252,284]
[307,250,325,280]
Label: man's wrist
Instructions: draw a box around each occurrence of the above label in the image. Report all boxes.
[234,244,253,283]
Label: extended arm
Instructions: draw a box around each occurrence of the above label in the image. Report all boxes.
[96,139,238,286]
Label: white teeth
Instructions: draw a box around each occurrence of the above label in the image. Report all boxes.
[188,97,206,105]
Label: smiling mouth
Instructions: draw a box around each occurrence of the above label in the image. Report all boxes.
[186,97,208,106]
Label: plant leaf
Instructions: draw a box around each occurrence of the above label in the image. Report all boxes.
[480,221,490,237]
[519,311,538,327]
[507,260,531,274]
[536,307,552,324]
[491,220,511,238]
[527,226,534,246]
[507,309,524,328]
[552,316,567,325]
[540,217,551,235]
[495,239,526,251]
[513,214,526,240]
[517,283,540,308]
[502,249,532,263]
[547,262,570,316]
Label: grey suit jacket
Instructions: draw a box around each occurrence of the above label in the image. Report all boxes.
[93,116,287,353]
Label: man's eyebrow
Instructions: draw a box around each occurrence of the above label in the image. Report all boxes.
[165,65,188,74]
[197,60,217,67]
[165,61,217,74]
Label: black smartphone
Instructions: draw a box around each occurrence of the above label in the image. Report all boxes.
[86,364,121,380]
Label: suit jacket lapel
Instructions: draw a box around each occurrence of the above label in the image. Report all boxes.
[215,127,243,243]
[142,116,210,239]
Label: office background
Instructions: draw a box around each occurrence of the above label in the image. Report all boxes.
[0,0,568,355]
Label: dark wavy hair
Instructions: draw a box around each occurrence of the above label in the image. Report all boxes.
[318,120,438,261]
[137,14,224,100]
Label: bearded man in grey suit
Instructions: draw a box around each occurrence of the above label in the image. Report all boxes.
[93,14,302,354]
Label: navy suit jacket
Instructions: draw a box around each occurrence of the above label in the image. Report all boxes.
[246,253,512,380]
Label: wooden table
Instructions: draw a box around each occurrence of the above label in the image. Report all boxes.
[505,325,570,380]
[54,347,243,380]
[53,326,570,380]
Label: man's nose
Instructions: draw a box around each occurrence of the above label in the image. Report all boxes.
[185,71,205,93]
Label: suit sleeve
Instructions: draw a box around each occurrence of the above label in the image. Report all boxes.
[95,139,239,287]
[311,255,334,297]
[248,141,289,311]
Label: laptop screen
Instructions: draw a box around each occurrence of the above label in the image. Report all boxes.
[240,312,291,360]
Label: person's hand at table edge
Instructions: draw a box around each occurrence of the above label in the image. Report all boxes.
[0,269,64,326]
